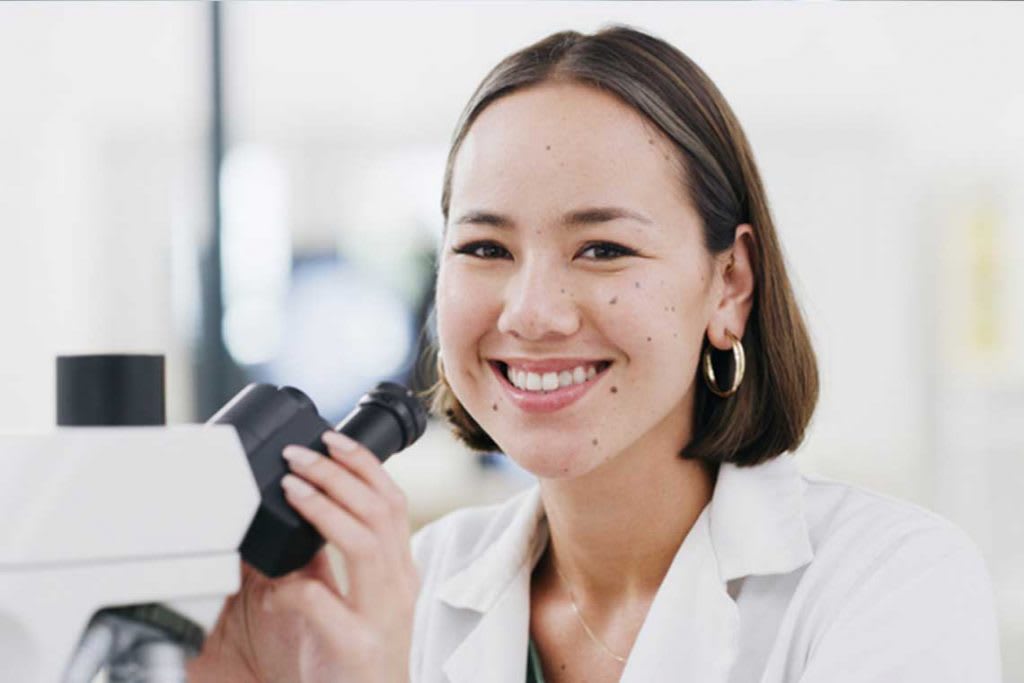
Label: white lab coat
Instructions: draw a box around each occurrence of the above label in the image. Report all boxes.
[409,455,1002,682]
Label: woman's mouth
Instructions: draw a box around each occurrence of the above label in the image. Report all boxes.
[495,360,611,391]
[488,359,612,413]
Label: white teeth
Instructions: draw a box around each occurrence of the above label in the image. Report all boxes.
[502,362,606,392]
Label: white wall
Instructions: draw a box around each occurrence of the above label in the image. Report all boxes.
[0,3,208,427]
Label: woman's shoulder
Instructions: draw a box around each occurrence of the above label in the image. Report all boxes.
[742,468,1002,681]
[792,473,999,665]
[800,472,984,569]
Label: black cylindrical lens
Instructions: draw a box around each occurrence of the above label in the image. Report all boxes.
[57,354,165,426]
[336,382,428,460]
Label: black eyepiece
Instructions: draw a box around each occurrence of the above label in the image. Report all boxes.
[210,380,427,577]
[337,382,427,459]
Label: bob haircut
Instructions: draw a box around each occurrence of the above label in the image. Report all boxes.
[428,25,818,467]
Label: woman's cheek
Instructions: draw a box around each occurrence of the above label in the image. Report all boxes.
[438,266,478,322]
[435,265,495,379]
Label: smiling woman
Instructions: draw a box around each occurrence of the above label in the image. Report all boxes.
[430,37,817,471]
[189,24,1001,683]
[434,77,759,481]
[411,25,1002,683]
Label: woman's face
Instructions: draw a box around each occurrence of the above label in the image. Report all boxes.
[436,82,723,479]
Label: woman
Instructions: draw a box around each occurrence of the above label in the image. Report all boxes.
[190,26,1001,683]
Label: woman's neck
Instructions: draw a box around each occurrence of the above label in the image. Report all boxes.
[537,411,716,606]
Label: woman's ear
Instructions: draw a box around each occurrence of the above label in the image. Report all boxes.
[708,223,755,350]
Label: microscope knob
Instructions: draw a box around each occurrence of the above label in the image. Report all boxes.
[104,604,205,652]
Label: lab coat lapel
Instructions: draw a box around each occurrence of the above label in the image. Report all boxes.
[620,455,812,681]
[619,506,740,682]
[438,487,546,683]
[441,565,533,683]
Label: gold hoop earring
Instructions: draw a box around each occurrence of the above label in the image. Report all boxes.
[702,330,745,398]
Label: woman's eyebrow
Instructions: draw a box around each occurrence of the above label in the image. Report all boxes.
[453,210,514,228]
[565,207,653,227]
[453,206,652,229]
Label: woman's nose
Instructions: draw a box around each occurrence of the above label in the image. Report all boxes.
[496,261,580,341]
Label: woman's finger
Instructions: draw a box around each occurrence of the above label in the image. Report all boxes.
[282,445,392,534]
[281,473,394,609]
[296,547,343,596]
[321,431,410,528]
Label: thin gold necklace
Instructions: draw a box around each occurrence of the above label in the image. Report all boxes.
[552,557,628,664]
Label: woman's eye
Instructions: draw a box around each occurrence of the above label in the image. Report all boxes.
[576,241,637,261]
[452,241,511,260]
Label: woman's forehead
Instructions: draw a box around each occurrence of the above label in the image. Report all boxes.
[449,83,684,219]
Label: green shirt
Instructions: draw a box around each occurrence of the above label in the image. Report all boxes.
[527,638,546,683]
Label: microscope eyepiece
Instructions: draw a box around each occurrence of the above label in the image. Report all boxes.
[210,381,427,577]
[356,381,428,447]
[336,382,428,460]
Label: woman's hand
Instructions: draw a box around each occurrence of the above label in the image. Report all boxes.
[189,430,419,683]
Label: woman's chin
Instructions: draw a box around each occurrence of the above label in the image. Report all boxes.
[503,443,605,480]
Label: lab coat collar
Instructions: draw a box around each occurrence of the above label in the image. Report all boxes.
[438,486,546,683]
[709,454,814,581]
[437,455,812,682]
[437,485,547,613]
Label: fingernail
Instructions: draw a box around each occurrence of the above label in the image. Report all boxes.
[282,445,318,467]
[323,430,358,453]
[281,473,316,499]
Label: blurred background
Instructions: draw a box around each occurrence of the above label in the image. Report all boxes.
[0,1,1021,676]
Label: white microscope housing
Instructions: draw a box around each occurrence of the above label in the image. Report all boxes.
[0,351,425,683]
[0,425,259,683]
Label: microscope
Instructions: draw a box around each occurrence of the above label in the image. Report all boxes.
[0,354,427,682]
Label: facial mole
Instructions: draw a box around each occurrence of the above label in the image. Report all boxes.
[492,403,498,411]
[545,144,551,151]
[609,296,618,305]
[671,306,676,312]
[560,288,565,294]
[610,386,618,394]
[592,438,598,446]
[634,281,641,289]
[647,138,654,145]
[646,336,652,342]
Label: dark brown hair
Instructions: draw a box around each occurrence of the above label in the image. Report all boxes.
[428,25,818,467]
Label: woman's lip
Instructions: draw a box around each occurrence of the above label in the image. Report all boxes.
[490,358,612,373]
[488,361,609,414]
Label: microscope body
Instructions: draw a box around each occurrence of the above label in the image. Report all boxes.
[0,426,259,683]
[0,351,426,682]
